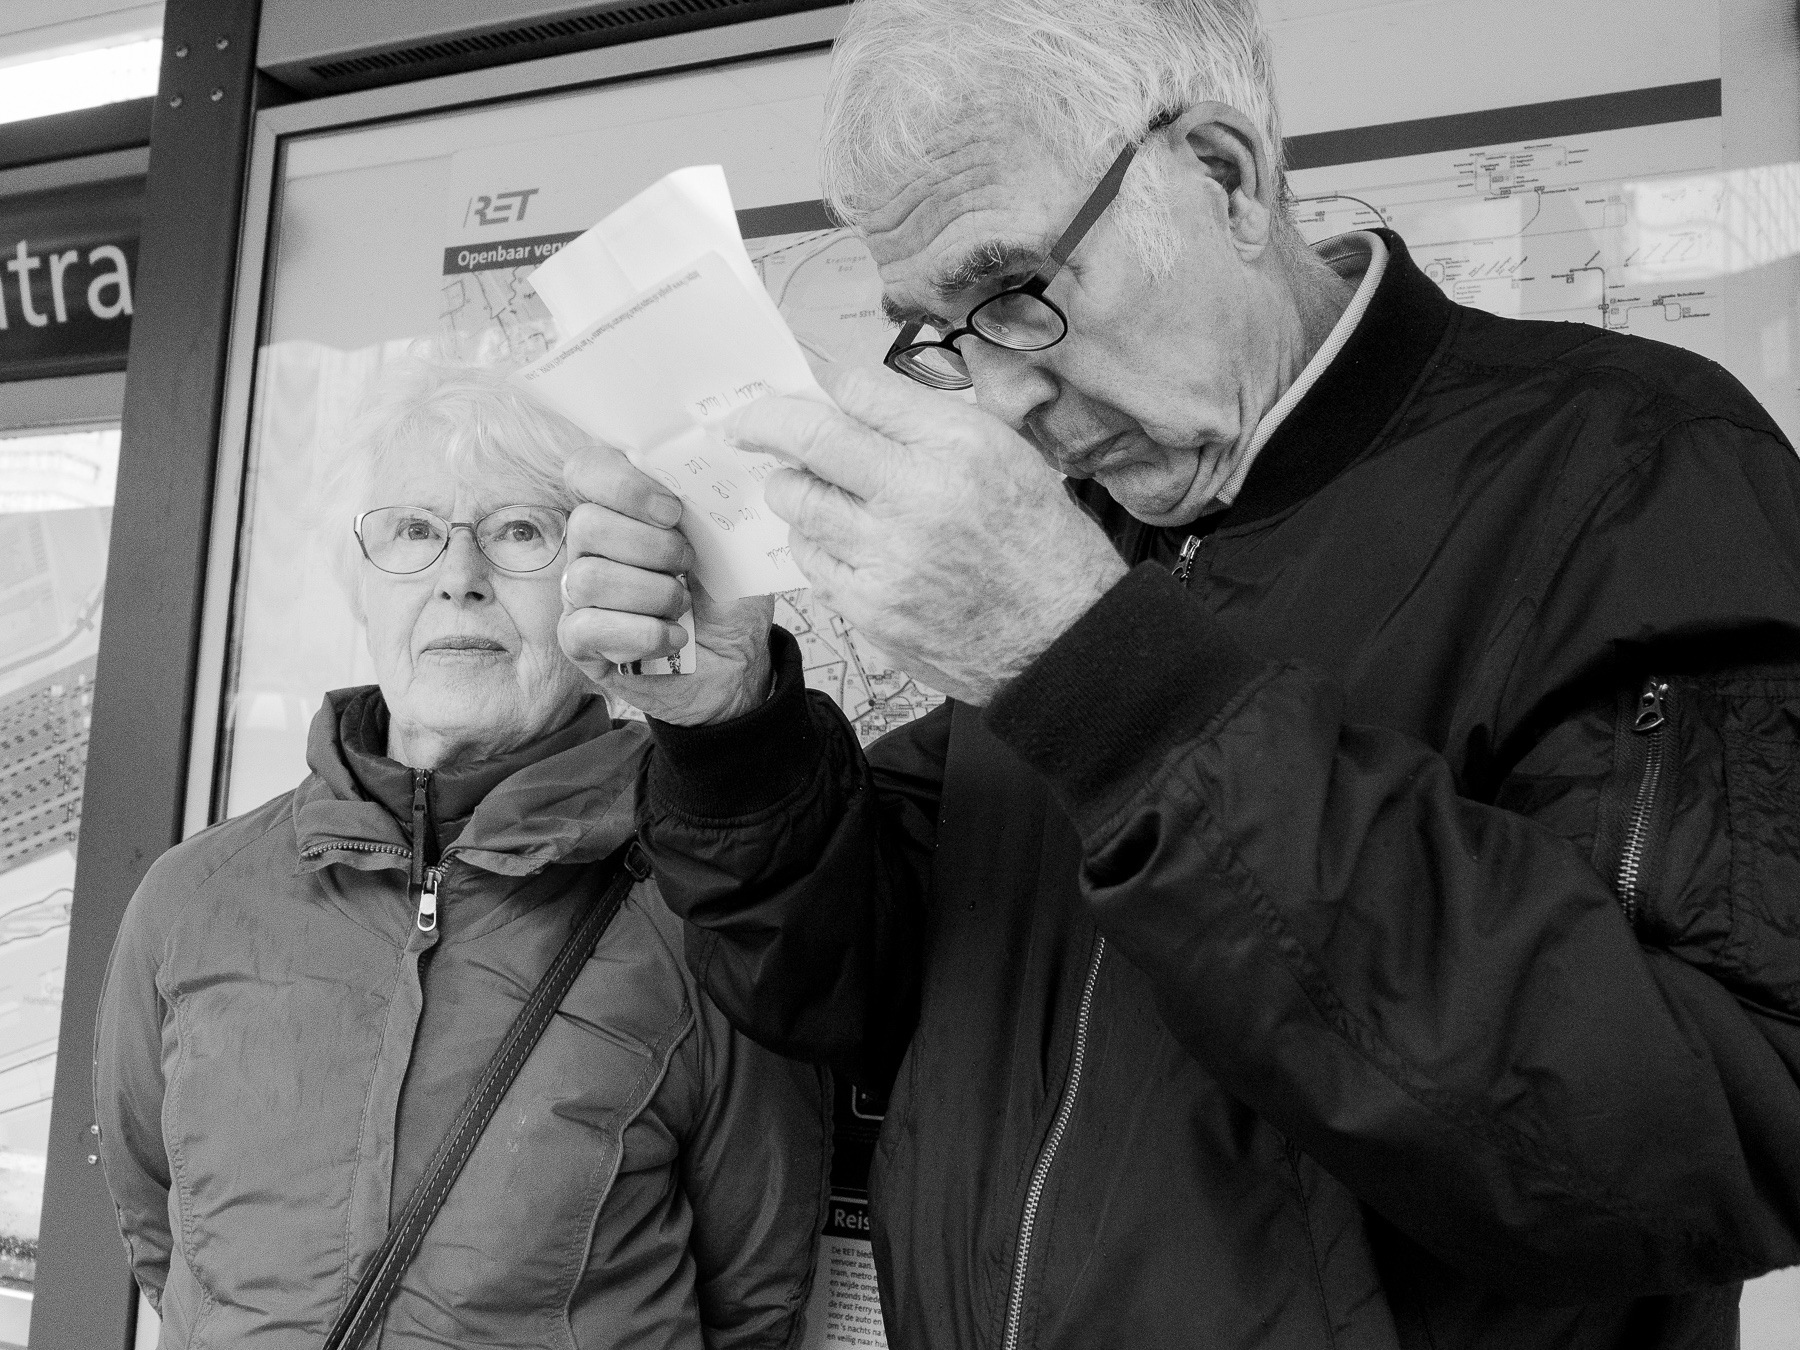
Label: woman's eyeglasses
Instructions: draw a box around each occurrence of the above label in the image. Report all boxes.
[884,139,1141,390]
[353,505,569,576]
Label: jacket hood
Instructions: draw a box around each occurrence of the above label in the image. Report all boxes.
[292,686,649,877]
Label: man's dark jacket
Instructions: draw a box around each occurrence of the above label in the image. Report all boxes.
[640,232,1800,1349]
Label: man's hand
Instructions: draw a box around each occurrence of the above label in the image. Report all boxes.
[722,364,1128,706]
[558,445,774,726]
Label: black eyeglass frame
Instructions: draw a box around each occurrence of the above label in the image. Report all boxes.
[883,139,1142,389]
[352,504,571,576]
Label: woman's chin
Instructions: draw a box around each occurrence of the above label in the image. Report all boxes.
[395,668,523,731]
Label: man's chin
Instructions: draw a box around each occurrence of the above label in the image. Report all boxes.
[1095,457,1215,528]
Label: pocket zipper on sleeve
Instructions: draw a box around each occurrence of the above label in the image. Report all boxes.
[1615,677,1670,925]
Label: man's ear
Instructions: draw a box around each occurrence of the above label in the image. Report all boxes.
[1161,102,1278,258]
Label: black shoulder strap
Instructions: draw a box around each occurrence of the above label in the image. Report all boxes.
[323,839,651,1350]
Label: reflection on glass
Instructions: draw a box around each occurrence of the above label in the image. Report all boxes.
[1626,161,1800,280]
[0,427,116,1339]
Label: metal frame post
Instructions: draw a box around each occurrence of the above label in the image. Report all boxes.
[31,4,267,1347]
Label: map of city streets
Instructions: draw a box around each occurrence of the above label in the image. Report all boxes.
[773,591,944,746]
[751,228,948,744]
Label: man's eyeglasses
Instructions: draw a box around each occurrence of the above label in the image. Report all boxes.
[353,505,569,576]
[884,139,1140,390]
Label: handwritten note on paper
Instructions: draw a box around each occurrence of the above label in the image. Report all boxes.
[516,251,818,598]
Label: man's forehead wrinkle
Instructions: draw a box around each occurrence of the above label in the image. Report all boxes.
[858,106,1031,238]
[863,161,1016,261]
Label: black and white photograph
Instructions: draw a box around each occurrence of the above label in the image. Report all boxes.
[0,1,1797,1347]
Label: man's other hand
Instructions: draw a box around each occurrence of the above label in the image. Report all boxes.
[559,445,774,726]
[722,364,1128,706]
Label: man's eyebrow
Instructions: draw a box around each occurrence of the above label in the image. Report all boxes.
[933,239,1048,300]
[880,239,1051,329]
[881,294,937,327]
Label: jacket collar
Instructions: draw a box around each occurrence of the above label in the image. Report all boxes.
[1074,230,1455,555]
[1221,229,1453,528]
[292,686,647,877]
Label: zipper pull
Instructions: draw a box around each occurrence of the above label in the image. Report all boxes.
[417,865,443,933]
[1171,535,1204,587]
[1634,678,1669,732]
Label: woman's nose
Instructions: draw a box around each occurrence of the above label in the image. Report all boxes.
[436,526,493,601]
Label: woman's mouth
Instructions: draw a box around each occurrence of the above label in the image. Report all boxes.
[421,636,510,657]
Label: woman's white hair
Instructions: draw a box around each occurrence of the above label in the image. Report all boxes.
[320,336,588,617]
[820,0,1286,276]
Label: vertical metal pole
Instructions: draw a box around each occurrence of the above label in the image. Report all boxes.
[31,3,264,1347]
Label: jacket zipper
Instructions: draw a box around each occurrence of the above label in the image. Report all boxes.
[417,865,444,933]
[997,532,1199,1343]
[294,842,460,931]
[296,840,410,862]
[999,530,1201,1339]
[1172,534,1204,588]
[1615,677,1669,925]
[408,769,438,932]
[1001,933,1105,1350]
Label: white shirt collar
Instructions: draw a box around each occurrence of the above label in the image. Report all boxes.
[1212,230,1389,508]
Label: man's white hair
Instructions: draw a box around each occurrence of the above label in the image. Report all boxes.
[820,0,1285,275]
[320,337,588,618]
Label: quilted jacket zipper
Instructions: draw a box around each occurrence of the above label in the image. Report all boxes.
[1614,678,1670,925]
[297,840,410,862]
[297,768,444,931]
[1001,932,1105,1350]
[416,865,444,933]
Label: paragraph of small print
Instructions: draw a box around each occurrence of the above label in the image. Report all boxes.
[800,1197,887,1350]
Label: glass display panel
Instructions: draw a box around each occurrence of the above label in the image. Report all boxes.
[0,425,116,1342]
[218,49,933,817]
[215,46,912,1350]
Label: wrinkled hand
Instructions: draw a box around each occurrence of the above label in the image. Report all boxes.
[558,445,774,726]
[721,364,1128,706]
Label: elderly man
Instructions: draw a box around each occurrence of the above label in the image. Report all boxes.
[558,0,1800,1345]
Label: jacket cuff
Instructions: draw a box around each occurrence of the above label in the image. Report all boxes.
[647,626,821,818]
[984,562,1269,832]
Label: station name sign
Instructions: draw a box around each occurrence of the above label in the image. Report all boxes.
[1,175,141,383]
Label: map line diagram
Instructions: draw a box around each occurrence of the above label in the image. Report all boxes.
[1288,117,1725,345]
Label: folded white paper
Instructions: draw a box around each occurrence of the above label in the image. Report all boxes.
[517,167,828,600]
[528,165,791,340]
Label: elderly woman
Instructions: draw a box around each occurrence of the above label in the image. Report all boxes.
[93,347,828,1348]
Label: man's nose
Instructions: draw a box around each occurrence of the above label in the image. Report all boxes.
[962,341,1057,432]
[436,526,493,601]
